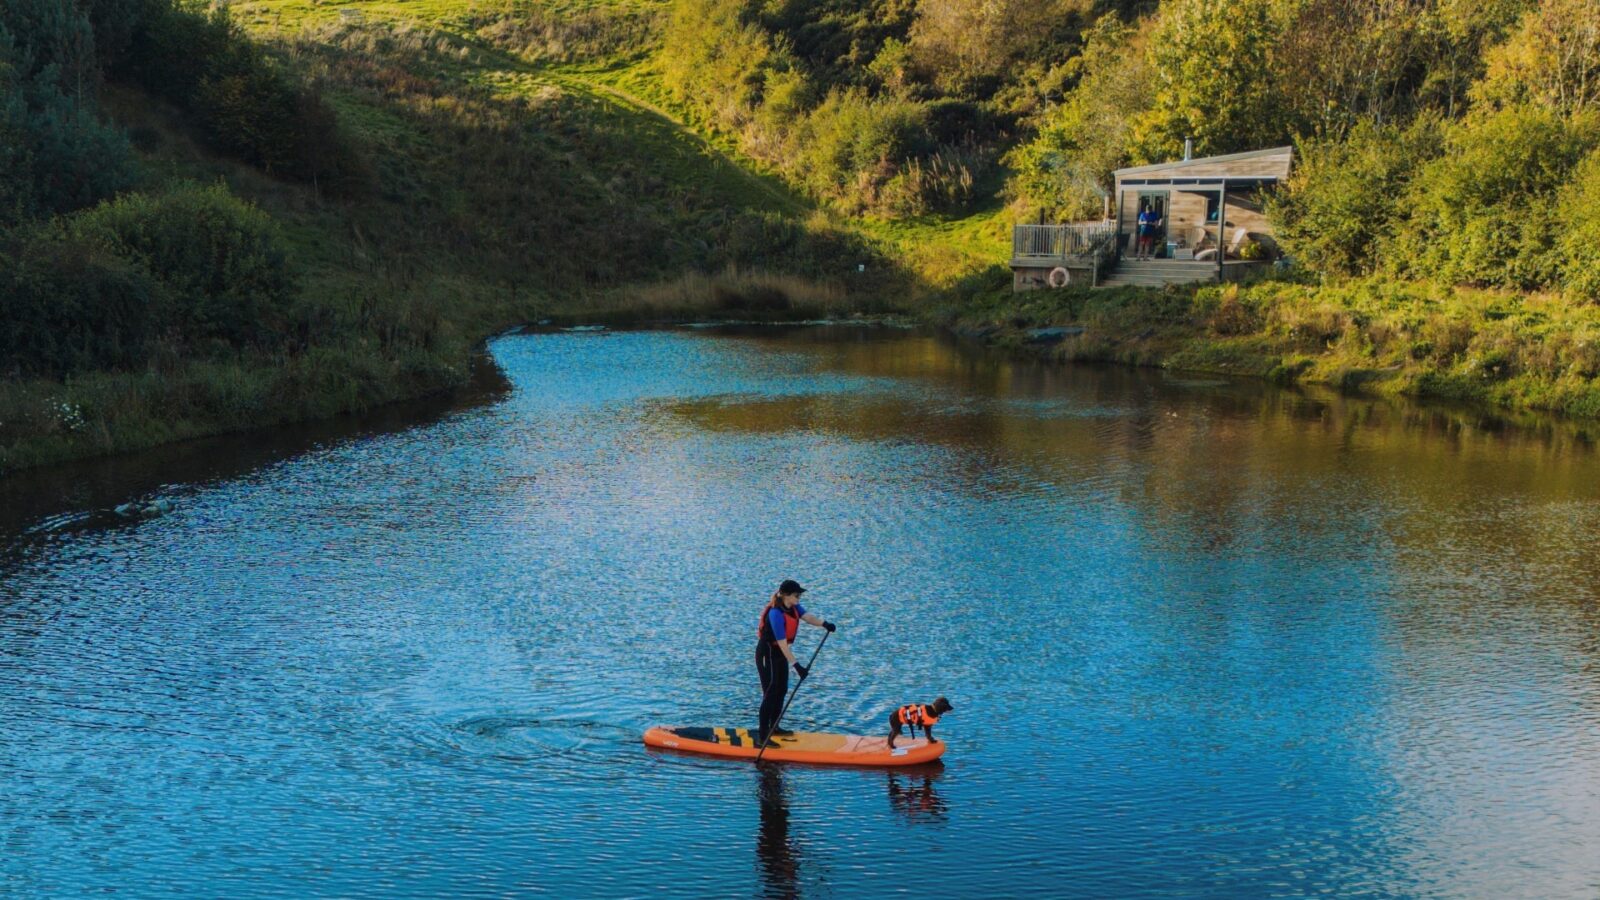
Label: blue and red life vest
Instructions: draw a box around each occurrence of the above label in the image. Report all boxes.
[758,600,802,646]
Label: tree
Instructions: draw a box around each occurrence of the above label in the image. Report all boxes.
[907,0,1088,96]
[1271,0,1433,133]
[1128,0,1288,162]
[0,0,98,96]
[0,12,134,219]
[1473,0,1600,115]
[0,27,37,226]
[1414,0,1530,118]
[1005,14,1152,219]
[1267,115,1441,277]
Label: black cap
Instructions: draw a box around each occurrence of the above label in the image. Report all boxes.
[779,579,806,595]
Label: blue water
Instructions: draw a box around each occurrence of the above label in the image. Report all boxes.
[3,326,1600,898]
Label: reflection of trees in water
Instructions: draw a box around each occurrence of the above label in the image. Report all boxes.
[757,766,801,900]
[689,327,1600,724]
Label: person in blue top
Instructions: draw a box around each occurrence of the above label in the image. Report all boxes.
[1136,203,1161,259]
[756,579,835,745]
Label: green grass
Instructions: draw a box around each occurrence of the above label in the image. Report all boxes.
[2,0,919,473]
[937,272,1600,422]
[211,0,1600,434]
[239,0,1009,285]
[13,0,1600,474]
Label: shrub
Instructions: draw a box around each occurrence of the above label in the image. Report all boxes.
[1268,116,1441,278]
[792,90,932,208]
[471,0,661,64]
[115,0,369,194]
[67,183,297,351]
[1394,104,1597,290]
[660,0,779,126]
[0,229,164,377]
[1558,148,1600,301]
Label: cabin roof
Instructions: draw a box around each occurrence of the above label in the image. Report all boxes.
[1113,146,1294,179]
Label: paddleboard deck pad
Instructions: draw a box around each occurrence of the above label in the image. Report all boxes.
[643,725,945,766]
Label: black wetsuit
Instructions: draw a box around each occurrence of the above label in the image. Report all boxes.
[756,603,802,739]
[755,638,788,739]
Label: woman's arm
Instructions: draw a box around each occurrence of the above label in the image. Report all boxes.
[801,613,837,632]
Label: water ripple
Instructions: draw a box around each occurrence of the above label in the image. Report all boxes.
[2,327,1599,897]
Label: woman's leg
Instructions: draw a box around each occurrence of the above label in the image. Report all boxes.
[757,645,789,740]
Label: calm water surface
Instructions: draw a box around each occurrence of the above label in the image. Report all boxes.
[3,326,1600,898]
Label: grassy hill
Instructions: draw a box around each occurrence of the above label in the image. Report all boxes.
[4,0,1599,474]
[1,0,962,473]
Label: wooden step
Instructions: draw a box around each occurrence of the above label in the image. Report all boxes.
[1096,257,1219,288]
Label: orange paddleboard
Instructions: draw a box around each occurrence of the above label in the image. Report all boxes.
[643,725,946,767]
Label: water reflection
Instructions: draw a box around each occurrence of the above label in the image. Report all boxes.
[756,766,801,900]
[886,765,948,824]
[5,326,1600,897]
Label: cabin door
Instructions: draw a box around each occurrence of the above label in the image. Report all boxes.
[1137,191,1169,254]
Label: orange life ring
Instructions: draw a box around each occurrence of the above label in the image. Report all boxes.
[1047,267,1070,288]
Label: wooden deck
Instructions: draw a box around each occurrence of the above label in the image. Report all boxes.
[1011,222,1116,264]
[1010,223,1117,290]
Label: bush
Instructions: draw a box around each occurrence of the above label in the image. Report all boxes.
[116,0,369,194]
[471,0,661,64]
[1268,116,1441,278]
[1393,104,1597,290]
[0,229,164,377]
[660,0,778,126]
[67,183,297,351]
[792,90,932,208]
[1558,149,1600,301]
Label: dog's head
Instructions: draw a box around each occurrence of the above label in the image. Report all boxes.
[932,696,953,715]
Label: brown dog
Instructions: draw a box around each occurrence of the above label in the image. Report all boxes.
[887,697,953,749]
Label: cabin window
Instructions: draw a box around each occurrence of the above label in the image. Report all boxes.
[1205,195,1220,223]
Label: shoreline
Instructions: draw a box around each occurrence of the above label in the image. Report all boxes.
[7,280,1600,478]
[935,271,1600,434]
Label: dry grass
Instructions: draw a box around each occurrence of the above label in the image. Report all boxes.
[579,268,851,322]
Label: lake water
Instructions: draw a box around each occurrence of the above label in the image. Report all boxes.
[3,325,1599,898]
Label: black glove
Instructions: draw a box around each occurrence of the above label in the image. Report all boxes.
[793,662,809,679]
[822,621,837,633]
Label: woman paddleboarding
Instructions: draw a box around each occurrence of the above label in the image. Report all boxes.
[641,579,944,765]
[756,580,835,745]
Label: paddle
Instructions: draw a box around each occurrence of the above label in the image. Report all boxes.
[756,629,831,763]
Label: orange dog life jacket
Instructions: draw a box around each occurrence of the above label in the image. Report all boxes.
[897,704,940,727]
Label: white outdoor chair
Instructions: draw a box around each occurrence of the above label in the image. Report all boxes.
[1195,227,1248,261]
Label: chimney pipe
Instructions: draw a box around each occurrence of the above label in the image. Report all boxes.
[1183,137,1193,161]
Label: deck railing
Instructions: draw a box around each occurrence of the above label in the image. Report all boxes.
[1012,222,1117,261]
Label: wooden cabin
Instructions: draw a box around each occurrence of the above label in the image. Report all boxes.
[1113,144,1293,266]
[1011,144,1293,291]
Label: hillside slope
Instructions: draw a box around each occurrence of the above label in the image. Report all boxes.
[0,0,919,473]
